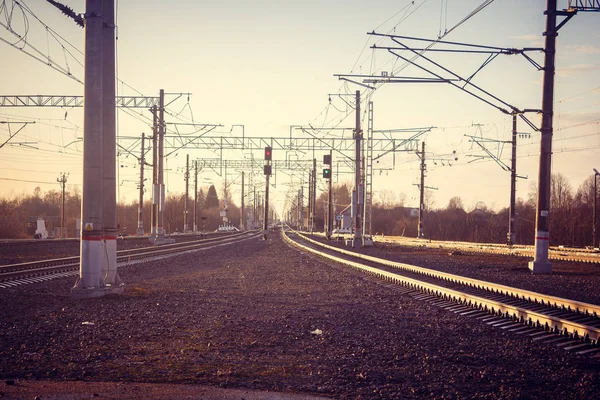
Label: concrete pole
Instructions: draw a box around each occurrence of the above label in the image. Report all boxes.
[183,154,189,233]
[418,142,425,239]
[593,170,598,248]
[508,115,517,245]
[150,106,158,241]
[100,0,120,286]
[157,89,165,242]
[328,150,333,238]
[136,132,145,236]
[241,171,245,231]
[193,161,198,232]
[307,172,311,231]
[57,173,67,238]
[310,158,317,232]
[529,0,557,274]
[298,189,302,229]
[73,0,107,298]
[353,90,362,246]
[263,173,270,239]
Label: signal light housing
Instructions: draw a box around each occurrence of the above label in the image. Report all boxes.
[264,146,272,161]
[323,168,331,179]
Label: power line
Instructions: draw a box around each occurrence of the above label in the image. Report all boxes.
[0,176,73,185]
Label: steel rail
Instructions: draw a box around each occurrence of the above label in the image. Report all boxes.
[0,232,247,274]
[293,231,600,316]
[376,235,600,254]
[0,231,259,283]
[282,229,600,343]
[372,236,600,264]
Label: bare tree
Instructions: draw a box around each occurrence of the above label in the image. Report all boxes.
[376,189,397,209]
[447,196,464,210]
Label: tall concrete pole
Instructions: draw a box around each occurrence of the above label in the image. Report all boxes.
[298,189,302,229]
[508,115,517,245]
[57,173,67,238]
[353,90,362,246]
[328,150,333,238]
[100,0,120,286]
[157,89,165,242]
[418,141,426,239]
[529,0,557,274]
[263,173,270,239]
[184,154,189,233]
[307,171,312,231]
[593,169,599,248]
[241,171,245,231]
[312,158,316,232]
[136,132,145,236]
[150,106,158,241]
[193,161,198,232]
[73,0,108,298]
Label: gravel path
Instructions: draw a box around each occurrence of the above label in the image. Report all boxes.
[1,233,599,399]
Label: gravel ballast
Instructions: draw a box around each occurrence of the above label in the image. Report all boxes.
[1,234,599,399]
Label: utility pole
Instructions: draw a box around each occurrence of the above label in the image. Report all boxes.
[157,89,166,242]
[508,115,517,245]
[307,171,312,231]
[418,141,426,239]
[310,158,317,232]
[353,90,363,247]
[594,168,599,249]
[264,174,270,239]
[57,173,68,238]
[530,0,557,274]
[326,150,333,239]
[193,161,198,232]
[184,154,189,233]
[223,164,229,226]
[263,147,272,239]
[299,186,303,230]
[241,171,245,231]
[100,0,119,287]
[150,106,158,241]
[136,133,145,236]
[363,100,374,245]
[73,0,123,299]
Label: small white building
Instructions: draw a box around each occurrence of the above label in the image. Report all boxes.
[339,205,353,231]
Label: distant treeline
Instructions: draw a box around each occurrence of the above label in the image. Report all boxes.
[305,173,598,247]
[1,172,597,247]
[0,184,249,239]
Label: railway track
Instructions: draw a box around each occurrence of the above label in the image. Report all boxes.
[283,228,600,358]
[374,235,600,264]
[0,231,260,288]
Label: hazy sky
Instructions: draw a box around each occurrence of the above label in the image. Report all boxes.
[1,0,599,217]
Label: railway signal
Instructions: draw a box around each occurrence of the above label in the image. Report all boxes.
[323,168,331,179]
[264,146,272,161]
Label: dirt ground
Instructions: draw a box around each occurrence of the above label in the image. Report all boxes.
[0,234,598,399]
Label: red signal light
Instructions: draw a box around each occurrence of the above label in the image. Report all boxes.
[265,146,272,161]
